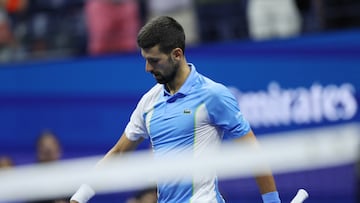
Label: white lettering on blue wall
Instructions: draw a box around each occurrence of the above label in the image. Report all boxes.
[228,82,358,128]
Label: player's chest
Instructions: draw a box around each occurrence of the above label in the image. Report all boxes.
[145,97,208,140]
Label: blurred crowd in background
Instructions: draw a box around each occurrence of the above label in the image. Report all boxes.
[0,0,359,63]
[0,129,158,203]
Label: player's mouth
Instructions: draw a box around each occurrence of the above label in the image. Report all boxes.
[152,72,162,79]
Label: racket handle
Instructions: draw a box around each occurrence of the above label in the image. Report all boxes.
[290,189,309,203]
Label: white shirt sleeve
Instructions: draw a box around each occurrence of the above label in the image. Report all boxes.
[124,96,149,141]
[124,85,163,141]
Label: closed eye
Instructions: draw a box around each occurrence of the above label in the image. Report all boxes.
[147,58,159,64]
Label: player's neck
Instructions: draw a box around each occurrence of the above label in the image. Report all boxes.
[166,61,190,95]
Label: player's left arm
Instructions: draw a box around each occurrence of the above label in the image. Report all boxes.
[234,130,281,203]
[207,84,280,202]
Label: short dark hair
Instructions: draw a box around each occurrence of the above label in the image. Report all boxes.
[137,16,186,54]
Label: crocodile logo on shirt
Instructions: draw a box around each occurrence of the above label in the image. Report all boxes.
[183,109,191,114]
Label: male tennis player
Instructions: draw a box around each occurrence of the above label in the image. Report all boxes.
[70,16,281,203]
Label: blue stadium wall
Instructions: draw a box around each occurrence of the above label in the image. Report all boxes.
[0,29,359,203]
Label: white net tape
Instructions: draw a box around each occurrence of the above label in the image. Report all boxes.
[0,123,359,202]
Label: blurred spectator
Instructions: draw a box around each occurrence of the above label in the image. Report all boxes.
[1,0,28,13]
[27,129,69,203]
[137,0,148,25]
[0,4,26,62]
[36,129,62,163]
[294,0,327,34]
[0,155,14,168]
[194,0,248,43]
[317,0,360,31]
[147,0,199,45]
[126,187,157,203]
[294,0,360,34]
[85,0,140,56]
[246,0,302,40]
[0,8,13,57]
[5,0,86,60]
[0,0,359,63]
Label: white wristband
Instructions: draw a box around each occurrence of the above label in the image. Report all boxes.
[70,184,95,203]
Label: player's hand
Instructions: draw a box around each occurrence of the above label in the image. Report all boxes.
[70,200,78,203]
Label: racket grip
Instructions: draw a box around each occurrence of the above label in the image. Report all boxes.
[290,189,309,203]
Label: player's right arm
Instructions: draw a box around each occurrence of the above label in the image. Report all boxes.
[70,85,155,203]
[70,133,144,203]
[96,133,144,167]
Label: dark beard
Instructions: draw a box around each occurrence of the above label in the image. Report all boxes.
[155,58,179,84]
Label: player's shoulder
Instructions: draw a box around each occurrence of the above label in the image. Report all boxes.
[200,75,230,96]
[196,74,237,107]
[144,83,163,97]
[138,84,163,105]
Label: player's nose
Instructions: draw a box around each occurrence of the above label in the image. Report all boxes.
[145,61,153,72]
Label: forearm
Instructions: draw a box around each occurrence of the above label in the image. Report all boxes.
[96,134,143,167]
[96,145,121,167]
[70,150,116,203]
[71,134,142,203]
[256,173,280,203]
[236,132,280,201]
[255,173,277,194]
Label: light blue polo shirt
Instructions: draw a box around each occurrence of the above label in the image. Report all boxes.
[125,63,251,203]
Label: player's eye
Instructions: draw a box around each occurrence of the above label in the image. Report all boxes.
[148,59,159,64]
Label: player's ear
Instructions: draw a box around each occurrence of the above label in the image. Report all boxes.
[171,48,183,61]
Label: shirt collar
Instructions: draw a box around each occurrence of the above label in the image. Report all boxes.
[163,63,198,102]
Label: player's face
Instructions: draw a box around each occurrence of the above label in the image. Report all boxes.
[141,45,180,84]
